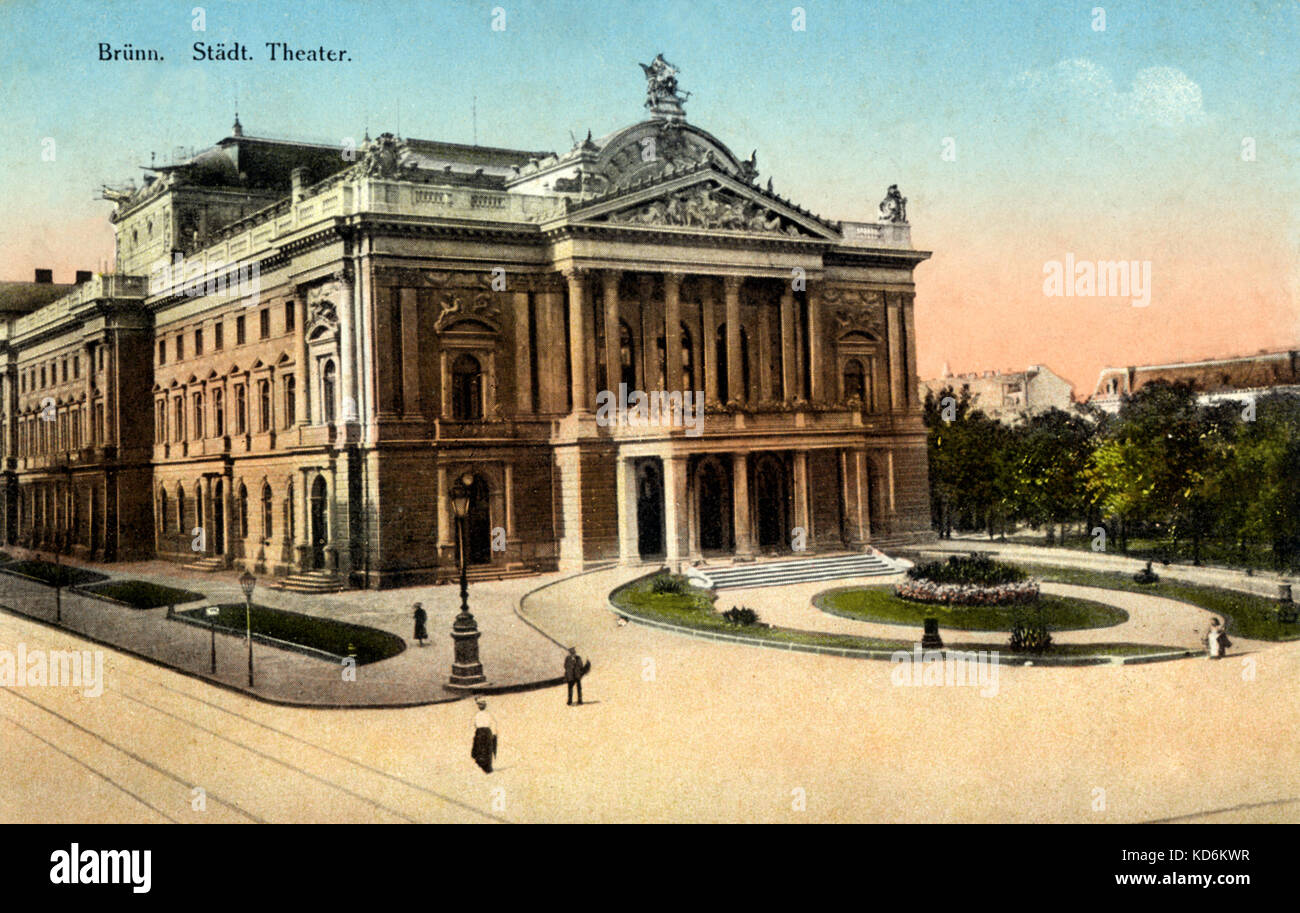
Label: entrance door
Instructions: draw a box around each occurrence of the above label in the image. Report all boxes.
[755,455,788,550]
[697,460,728,552]
[466,475,492,565]
[310,476,327,568]
[635,459,664,558]
[212,480,225,554]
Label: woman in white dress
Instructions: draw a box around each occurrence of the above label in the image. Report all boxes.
[1203,617,1231,659]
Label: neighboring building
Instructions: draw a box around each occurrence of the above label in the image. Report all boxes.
[920,364,1074,422]
[1089,350,1300,413]
[0,59,934,588]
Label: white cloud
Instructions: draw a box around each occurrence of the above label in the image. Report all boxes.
[1014,59,1209,128]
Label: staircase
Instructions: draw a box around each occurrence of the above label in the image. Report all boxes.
[184,556,228,573]
[274,570,346,594]
[687,551,907,591]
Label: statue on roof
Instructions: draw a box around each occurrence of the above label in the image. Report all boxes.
[879,184,908,223]
[640,54,690,120]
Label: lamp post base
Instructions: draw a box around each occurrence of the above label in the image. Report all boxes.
[449,613,486,686]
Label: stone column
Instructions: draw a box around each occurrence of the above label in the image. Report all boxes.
[295,468,311,569]
[535,284,566,412]
[902,293,919,410]
[663,454,688,571]
[400,287,422,416]
[779,289,797,402]
[731,451,753,557]
[638,275,657,390]
[513,292,532,414]
[296,297,309,424]
[701,282,718,404]
[663,272,683,394]
[602,271,621,395]
[887,293,904,412]
[104,333,118,446]
[724,276,743,404]
[338,269,358,424]
[565,269,590,412]
[792,450,810,544]
[201,475,213,555]
[758,300,773,402]
[616,456,637,564]
[807,285,823,402]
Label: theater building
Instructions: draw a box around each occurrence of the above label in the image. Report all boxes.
[0,62,933,589]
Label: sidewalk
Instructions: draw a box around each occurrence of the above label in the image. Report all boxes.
[0,547,569,707]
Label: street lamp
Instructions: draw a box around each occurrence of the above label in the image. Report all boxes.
[239,570,256,688]
[448,473,485,687]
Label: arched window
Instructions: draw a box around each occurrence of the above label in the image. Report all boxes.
[159,489,169,531]
[680,324,695,393]
[843,358,866,402]
[213,388,225,437]
[238,483,249,539]
[322,360,337,424]
[451,354,483,420]
[284,376,296,429]
[261,483,273,542]
[258,380,271,432]
[193,392,204,439]
[176,483,186,532]
[286,481,295,542]
[235,384,246,434]
[619,321,636,391]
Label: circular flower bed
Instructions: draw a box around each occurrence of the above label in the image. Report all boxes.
[896,554,1040,606]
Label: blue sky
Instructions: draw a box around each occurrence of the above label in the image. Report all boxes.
[2,0,1296,390]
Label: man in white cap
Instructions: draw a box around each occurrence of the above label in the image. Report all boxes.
[471,697,497,773]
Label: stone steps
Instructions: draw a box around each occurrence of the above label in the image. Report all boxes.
[688,551,906,591]
[183,556,228,573]
[273,570,346,594]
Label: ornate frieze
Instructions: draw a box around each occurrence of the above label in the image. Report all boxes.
[821,286,887,337]
[600,183,811,236]
[435,290,501,332]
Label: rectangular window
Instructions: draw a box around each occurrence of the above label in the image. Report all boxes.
[259,308,270,340]
[285,300,295,333]
[173,398,184,442]
[61,359,68,383]
[195,328,204,356]
[159,339,166,364]
[258,380,271,432]
[176,334,184,360]
[236,315,246,345]
[98,349,104,371]
[214,322,224,350]
[234,385,246,434]
[40,367,46,388]
[73,356,80,378]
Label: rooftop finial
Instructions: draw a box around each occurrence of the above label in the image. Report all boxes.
[232,111,243,137]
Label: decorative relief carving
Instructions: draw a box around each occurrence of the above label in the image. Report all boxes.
[822,286,887,337]
[878,184,908,223]
[435,290,501,331]
[602,183,809,236]
[358,132,418,179]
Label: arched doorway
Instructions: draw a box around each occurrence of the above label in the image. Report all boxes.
[696,457,730,552]
[212,480,225,555]
[635,459,664,558]
[458,474,492,566]
[866,459,886,536]
[310,476,328,568]
[754,454,788,550]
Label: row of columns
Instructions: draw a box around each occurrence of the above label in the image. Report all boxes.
[617,447,889,566]
[562,269,831,414]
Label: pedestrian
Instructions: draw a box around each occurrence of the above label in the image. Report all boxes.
[1202,616,1232,660]
[564,646,591,706]
[412,603,428,646]
[471,697,497,773]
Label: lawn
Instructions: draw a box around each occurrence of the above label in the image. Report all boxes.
[815,586,1128,632]
[1015,563,1300,642]
[81,579,205,609]
[611,575,1174,659]
[1,560,108,587]
[176,603,406,665]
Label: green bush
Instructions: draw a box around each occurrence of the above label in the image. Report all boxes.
[907,554,1027,586]
[83,580,205,609]
[177,604,405,665]
[722,606,763,626]
[3,560,108,587]
[1009,608,1053,653]
[650,573,690,595]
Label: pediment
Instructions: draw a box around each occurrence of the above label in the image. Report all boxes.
[568,170,839,241]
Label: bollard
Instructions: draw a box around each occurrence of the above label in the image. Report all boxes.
[921,617,944,649]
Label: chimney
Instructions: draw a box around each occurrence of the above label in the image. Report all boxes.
[291,166,307,203]
[75,270,92,284]
[34,268,52,284]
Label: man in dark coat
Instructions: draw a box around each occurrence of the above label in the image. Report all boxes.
[471,698,496,773]
[412,603,428,646]
[564,647,591,705]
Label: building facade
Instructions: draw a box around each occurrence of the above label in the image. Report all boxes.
[0,63,933,588]
[920,364,1074,423]
[1089,350,1300,413]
